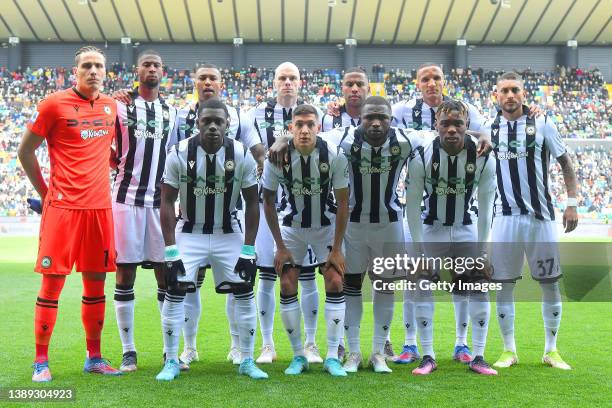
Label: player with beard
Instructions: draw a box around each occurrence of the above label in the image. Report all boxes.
[111,50,179,372]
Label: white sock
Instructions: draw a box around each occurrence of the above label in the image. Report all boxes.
[343,281,362,354]
[372,290,394,355]
[182,288,201,351]
[280,293,303,356]
[157,287,166,314]
[496,282,516,352]
[114,284,136,353]
[453,292,469,346]
[403,289,417,346]
[415,285,435,359]
[161,291,186,361]
[541,281,562,354]
[469,292,490,357]
[226,294,240,349]
[234,290,257,362]
[325,292,345,360]
[299,273,319,345]
[257,270,277,347]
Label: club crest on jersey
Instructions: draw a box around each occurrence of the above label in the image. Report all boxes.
[41,256,52,269]
[163,110,170,120]
[225,160,235,171]
[188,160,195,169]
[352,145,360,152]
[104,105,111,115]
[415,110,421,117]
[283,164,291,172]
[391,145,401,156]
[334,123,341,128]
[127,104,135,113]
[319,162,329,173]
[526,125,536,136]
[266,111,273,118]
[465,163,476,173]
[188,112,196,120]
[493,128,499,138]
[433,162,439,171]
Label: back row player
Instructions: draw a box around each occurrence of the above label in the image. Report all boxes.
[244,62,327,365]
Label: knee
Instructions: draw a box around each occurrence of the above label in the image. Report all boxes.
[280,274,297,295]
[325,273,343,293]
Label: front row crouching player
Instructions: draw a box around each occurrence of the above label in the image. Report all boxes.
[19,45,122,382]
[262,104,350,377]
[157,98,267,380]
[406,100,498,375]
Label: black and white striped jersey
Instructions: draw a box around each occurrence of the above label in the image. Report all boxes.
[482,107,566,221]
[162,136,258,234]
[320,105,361,132]
[324,126,432,224]
[175,102,257,148]
[408,135,496,226]
[392,98,483,131]
[244,99,324,150]
[262,137,349,228]
[113,97,178,208]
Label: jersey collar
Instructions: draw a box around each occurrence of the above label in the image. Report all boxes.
[72,87,100,102]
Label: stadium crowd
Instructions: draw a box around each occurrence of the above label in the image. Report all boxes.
[0,64,610,217]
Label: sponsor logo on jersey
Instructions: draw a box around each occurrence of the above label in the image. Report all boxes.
[67,118,116,127]
[435,185,467,195]
[122,118,173,131]
[291,185,324,196]
[496,151,529,160]
[134,129,164,140]
[193,186,228,196]
[80,128,109,140]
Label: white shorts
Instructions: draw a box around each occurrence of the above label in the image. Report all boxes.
[345,221,405,275]
[176,232,245,289]
[279,226,333,266]
[112,201,164,264]
[422,223,479,260]
[491,215,562,282]
[256,203,320,269]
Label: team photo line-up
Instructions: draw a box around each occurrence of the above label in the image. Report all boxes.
[18,44,578,383]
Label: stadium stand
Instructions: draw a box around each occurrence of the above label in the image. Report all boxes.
[0,65,610,218]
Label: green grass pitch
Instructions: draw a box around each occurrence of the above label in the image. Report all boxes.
[0,236,610,407]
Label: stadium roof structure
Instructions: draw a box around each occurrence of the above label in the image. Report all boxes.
[0,0,609,46]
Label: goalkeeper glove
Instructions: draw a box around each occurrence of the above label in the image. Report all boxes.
[164,245,186,289]
[234,244,257,284]
[27,198,42,214]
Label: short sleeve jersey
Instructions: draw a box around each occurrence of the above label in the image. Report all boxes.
[27,88,116,209]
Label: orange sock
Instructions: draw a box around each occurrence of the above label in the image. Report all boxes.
[34,275,66,362]
[81,277,106,359]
